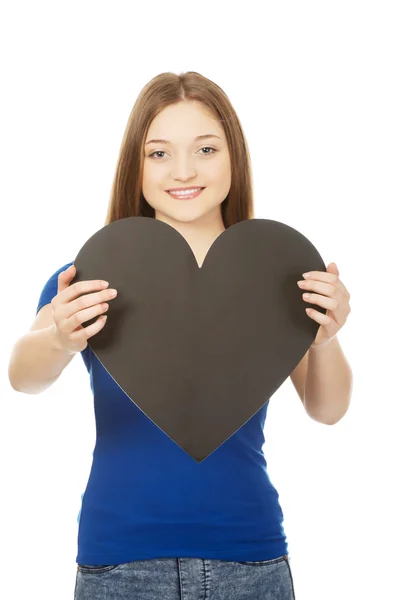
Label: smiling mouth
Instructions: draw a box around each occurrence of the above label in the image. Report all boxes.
[166,188,205,199]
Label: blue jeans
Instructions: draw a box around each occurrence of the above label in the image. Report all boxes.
[74,554,296,599]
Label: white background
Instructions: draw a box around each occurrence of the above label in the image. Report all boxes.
[1,1,399,599]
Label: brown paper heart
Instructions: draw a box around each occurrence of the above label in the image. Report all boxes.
[72,217,326,463]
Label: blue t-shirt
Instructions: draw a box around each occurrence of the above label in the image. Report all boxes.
[36,262,288,564]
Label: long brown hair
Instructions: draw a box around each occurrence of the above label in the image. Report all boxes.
[104,71,255,228]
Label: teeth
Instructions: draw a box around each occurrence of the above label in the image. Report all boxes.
[169,188,202,195]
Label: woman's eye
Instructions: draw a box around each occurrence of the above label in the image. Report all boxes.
[148,151,166,159]
[148,147,217,159]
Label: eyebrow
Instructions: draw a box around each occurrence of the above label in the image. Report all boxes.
[145,134,222,146]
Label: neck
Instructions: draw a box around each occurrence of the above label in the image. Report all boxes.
[155,209,226,267]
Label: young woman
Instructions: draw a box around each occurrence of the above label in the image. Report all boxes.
[9,71,352,600]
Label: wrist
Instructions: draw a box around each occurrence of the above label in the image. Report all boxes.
[310,335,337,351]
[48,324,74,355]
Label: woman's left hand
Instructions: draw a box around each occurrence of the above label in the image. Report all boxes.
[297,262,351,348]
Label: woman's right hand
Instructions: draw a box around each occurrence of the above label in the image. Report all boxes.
[51,264,118,355]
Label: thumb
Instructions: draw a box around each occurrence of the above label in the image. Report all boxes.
[326,262,339,277]
[58,264,76,292]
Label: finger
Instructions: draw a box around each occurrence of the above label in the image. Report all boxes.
[303,271,348,296]
[57,265,76,293]
[60,279,110,306]
[70,314,108,340]
[305,307,332,324]
[300,280,337,298]
[302,292,338,311]
[69,301,109,331]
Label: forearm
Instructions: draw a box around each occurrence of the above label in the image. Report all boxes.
[304,336,353,425]
[8,325,75,395]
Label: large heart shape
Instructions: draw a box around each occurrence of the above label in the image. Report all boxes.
[72,217,326,463]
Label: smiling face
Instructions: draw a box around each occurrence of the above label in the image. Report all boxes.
[142,101,231,230]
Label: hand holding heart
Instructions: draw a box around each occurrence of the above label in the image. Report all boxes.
[298,262,351,348]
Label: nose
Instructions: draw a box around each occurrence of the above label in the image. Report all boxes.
[170,156,197,180]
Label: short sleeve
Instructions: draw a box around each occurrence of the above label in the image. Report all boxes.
[35,261,74,316]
